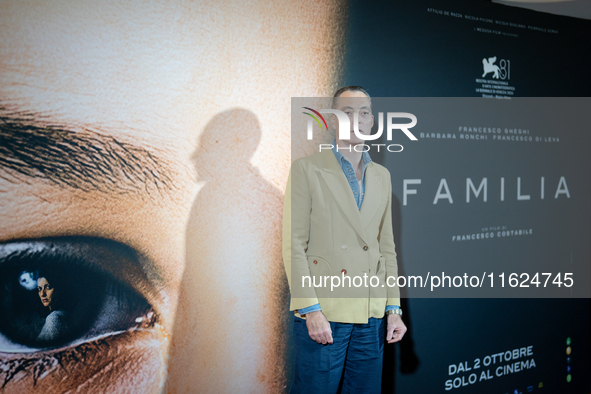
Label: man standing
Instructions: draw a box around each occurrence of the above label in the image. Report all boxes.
[283,86,407,393]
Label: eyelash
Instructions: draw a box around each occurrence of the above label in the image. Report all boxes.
[0,316,156,388]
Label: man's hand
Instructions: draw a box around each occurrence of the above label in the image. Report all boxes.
[305,311,333,344]
[386,313,407,344]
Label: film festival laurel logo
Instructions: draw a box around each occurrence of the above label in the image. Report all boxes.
[302,106,418,152]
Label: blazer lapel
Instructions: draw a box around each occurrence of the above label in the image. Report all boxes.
[360,166,382,229]
[317,149,369,245]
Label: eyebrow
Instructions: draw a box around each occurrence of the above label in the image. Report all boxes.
[0,110,175,194]
[341,106,371,111]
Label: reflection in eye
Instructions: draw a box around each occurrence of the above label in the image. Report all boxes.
[0,238,156,354]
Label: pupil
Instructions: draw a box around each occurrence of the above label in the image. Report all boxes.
[0,259,107,348]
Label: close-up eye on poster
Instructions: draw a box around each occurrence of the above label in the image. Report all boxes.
[1,0,589,393]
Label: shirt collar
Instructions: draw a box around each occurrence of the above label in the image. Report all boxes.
[331,138,372,168]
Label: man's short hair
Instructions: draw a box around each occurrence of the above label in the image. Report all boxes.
[331,86,371,109]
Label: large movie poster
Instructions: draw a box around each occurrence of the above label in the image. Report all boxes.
[0,1,347,392]
[338,1,591,393]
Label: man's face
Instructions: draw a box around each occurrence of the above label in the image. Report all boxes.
[332,90,374,146]
[0,0,344,392]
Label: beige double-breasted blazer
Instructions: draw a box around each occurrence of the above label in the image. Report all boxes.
[282,148,401,324]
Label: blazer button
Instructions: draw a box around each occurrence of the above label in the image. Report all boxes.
[341,269,347,274]
[313,260,318,264]
[363,245,368,251]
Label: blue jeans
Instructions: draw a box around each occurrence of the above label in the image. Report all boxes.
[290,316,385,394]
